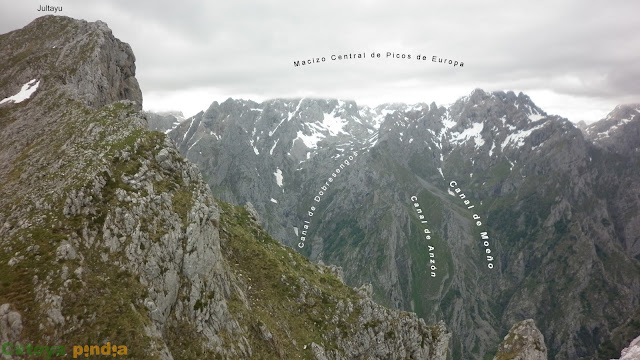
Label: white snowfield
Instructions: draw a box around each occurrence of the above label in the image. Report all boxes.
[0,79,40,104]
[450,122,485,148]
[294,111,349,150]
[500,122,547,150]
[273,168,283,187]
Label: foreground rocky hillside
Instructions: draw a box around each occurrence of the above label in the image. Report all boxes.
[0,16,450,359]
[168,91,640,358]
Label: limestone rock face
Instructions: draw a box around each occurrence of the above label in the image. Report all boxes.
[0,304,23,345]
[0,15,142,110]
[615,334,640,360]
[494,319,547,360]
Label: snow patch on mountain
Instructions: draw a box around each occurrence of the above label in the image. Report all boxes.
[366,132,379,148]
[501,122,547,150]
[489,142,496,157]
[529,113,544,121]
[163,115,185,134]
[274,168,283,187]
[322,111,349,136]
[183,118,196,141]
[270,139,279,155]
[439,111,456,139]
[292,109,353,150]
[0,79,40,104]
[532,140,546,151]
[188,138,200,151]
[250,139,259,155]
[269,116,288,137]
[450,122,484,148]
[295,129,324,149]
[287,98,304,121]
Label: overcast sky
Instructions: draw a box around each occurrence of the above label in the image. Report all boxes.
[2,0,639,123]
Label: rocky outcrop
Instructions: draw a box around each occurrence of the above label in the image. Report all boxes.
[494,319,547,360]
[613,334,640,360]
[0,15,141,110]
[0,304,23,346]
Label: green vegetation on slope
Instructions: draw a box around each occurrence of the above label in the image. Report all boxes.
[218,201,363,359]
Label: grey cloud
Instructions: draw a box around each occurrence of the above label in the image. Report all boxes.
[0,0,638,122]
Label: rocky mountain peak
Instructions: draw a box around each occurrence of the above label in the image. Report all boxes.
[585,104,640,136]
[450,90,546,127]
[0,15,142,112]
[585,103,640,154]
[607,103,640,121]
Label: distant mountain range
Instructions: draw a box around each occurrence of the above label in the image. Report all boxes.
[162,91,640,359]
